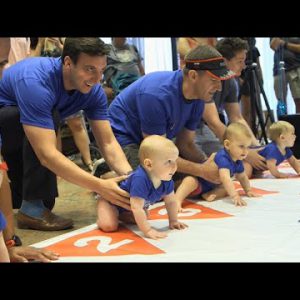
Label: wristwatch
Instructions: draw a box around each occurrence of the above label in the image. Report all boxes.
[5,235,22,248]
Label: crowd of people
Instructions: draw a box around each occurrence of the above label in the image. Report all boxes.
[0,37,299,261]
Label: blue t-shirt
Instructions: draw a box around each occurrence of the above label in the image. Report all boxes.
[119,165,174,211]
[0,57,108,129]
[108,70,205,146]
[0,210,6,231]
[259,142,293,166]
[214,148,244,176]
[196,148,244,195]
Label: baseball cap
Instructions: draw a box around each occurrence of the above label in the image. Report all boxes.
[185,57,236,80]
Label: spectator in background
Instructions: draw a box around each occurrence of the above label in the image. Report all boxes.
[177,37,218,69]
[270,37,300,113]
[195,38,266,176]
[102,37,145,104]
[6,38,31,66]
[239,38,264,127]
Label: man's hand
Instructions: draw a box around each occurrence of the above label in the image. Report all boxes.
[98,176,131,210]
[245,149,267,171]
[8,246,60,263]
[198,154,220,184]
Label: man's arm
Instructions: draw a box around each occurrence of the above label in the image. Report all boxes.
[90,120,132,175]
[202,102,226,141]
[175,129,220,183]
[176,128,207,163]
[270,38,284,51]
[270,38,300,53]
[138,62,145,76]
[23,124,131,208]
[284,42,300,53]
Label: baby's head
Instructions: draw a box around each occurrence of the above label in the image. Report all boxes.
[139,135,179,181]
[223,122,252,161]
[268,121,296,147]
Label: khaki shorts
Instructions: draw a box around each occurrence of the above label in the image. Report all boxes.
[274,67,300,100]
[122,144,140,170]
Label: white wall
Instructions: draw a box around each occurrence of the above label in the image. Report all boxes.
[144,38,173,73]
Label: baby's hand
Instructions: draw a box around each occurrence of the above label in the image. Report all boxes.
[232,195,247,206]
[245,190,261,198]
[277,173,289,179]
[169,220,189,230]
[145,228,168,240]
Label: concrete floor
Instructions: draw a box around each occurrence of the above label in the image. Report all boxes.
[14,157,98,246]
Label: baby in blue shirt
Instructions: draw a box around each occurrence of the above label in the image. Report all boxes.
[176,123,260,210]
[97,135,188,240]
[250,121,300,178]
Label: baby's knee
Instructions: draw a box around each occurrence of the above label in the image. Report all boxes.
[97,220,119,232]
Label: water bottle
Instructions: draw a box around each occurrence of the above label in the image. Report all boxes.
[277,100,287,117]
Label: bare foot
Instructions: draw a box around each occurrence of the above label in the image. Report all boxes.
[202,193,217,202]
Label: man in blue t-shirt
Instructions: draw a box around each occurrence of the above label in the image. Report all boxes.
[196,38,267,176]
[98,44,234,183]
[0,38,132,231]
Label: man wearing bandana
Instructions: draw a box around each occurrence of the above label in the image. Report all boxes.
[198,38,267,176]
[97,44,235,184]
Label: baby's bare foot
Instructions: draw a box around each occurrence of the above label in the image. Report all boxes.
[203,193,217,202]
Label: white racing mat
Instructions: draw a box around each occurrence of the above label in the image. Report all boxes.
[32,162,300,262]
